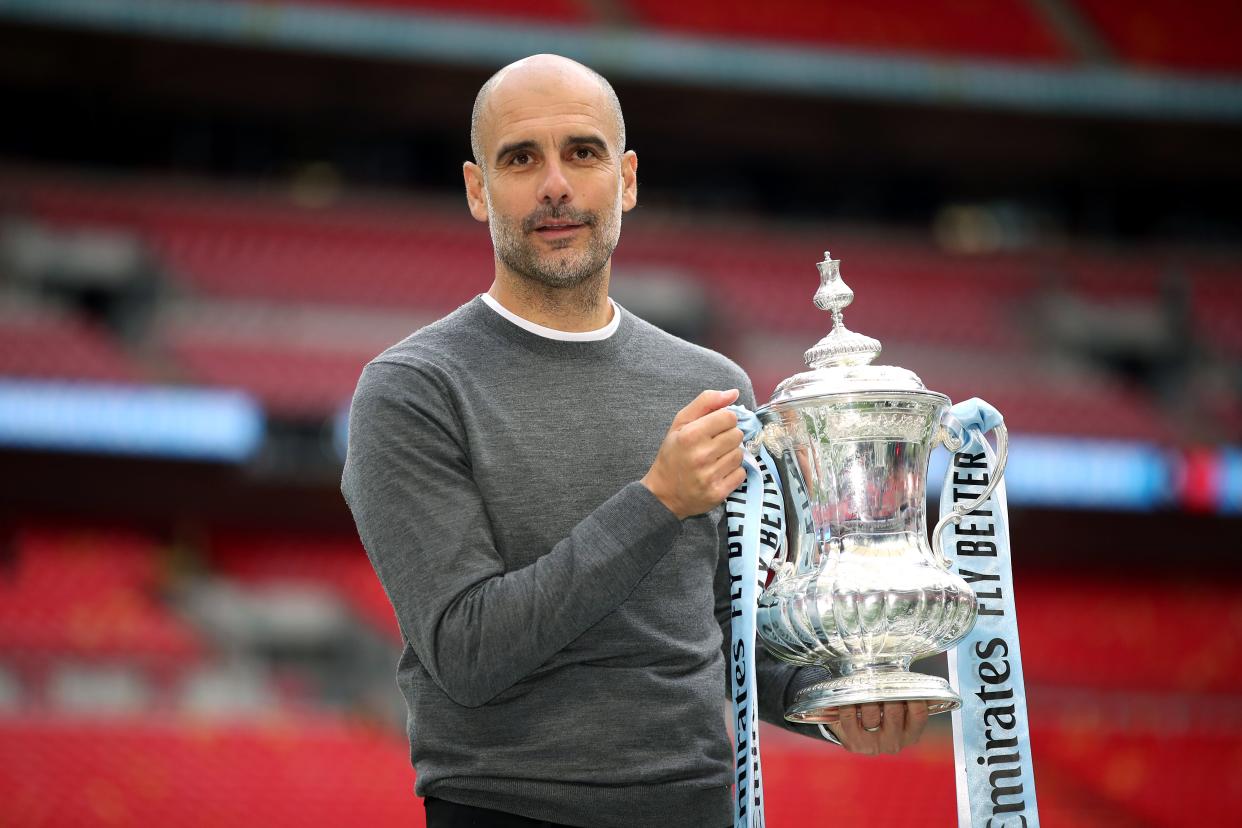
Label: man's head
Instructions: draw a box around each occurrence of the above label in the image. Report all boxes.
[463,54,637,291]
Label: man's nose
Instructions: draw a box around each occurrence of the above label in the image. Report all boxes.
[536,157,573,205]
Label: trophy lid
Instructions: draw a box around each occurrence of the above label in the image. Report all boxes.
[761,251,935,410]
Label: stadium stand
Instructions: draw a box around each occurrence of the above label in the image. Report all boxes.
[5,169,1239,440]
[2,519,1234,826]
[165,338,373,419]
[5,705,1205,826]
[0,302,143,384]
[22,180,490,310]
[1192,273,1242,358]
[0,526,201,668]
[305,0,588,25]
[1032,712,1242,825]
[312,0,1068,63]
[1074,0,1242,74]
[0,713,419,827]
[1017,575,1242,693]
[268,0,1242,76]
[152,300,428,418]
[1,1,1239,819]
[626,0,1069,62]
[206,531,401,643]
[0,525,205,736]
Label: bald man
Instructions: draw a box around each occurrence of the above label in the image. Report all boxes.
[342,55,927,828]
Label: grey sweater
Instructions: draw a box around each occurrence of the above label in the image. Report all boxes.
[341,297,823,828]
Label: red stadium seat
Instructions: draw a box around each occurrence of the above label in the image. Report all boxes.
[1075,0,1242,75]
[1191,269,1242,358]
[207,532,401,643]
[1017,575,1242,694]
[626,0,1069,63]
[298,0,588,25]
[25,182,492,311]
[0,527,202,665]
[1031,708,1242,826]
[0,308,143,384]
[10,174,1242,437]
[0,713,418,828]
[166,337,374,419]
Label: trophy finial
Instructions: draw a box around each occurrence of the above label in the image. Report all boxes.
[812,251,851,319]
[804,251,882,369]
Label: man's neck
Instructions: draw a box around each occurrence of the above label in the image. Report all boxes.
[488,268,613,332]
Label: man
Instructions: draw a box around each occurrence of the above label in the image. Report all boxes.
[341,54,928,828]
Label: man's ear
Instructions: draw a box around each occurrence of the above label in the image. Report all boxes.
[463,161,489,222]
[621,150,638,212]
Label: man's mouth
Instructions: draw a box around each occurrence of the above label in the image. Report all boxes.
[534,219,586,239]
[525,209,593,236]
[534,221,585,237]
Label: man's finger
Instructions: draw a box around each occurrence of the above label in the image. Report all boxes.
[834,705,876,755]
[712,466,747,502]
[878,701,906,754]
[858,702,883,732]
[671,389,739,428]
[704,447,745,485]
[704,425,744,460]
[903,700,930,744]
[680,408,741,445]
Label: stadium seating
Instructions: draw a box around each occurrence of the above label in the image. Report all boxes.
[303,0,587,25]
[166,337,374,419]
[619,231,1038,351]
[290,0,1242,78]
[0,713,418,828]
[1017,575,1242,694]
[627,0,1068,62]
[2,519,1238,823]
[0,305,143,384]
[7,172,1241,439]
[1031,711,1242,826]
[20,524,1240,701]
[306,0,1068,63]
[1192,271,1242,357]
[0,527,202,666]
[758,730,957,824]
[2,707,1207,826]
[207,532,401,642]
[1,1,1237,819]
[925,375,1177,443]
[1074,0,1242,74]
[24,180,491,311]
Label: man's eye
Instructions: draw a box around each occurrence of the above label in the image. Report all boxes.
[512,152,532,165]
[573,147,596,160]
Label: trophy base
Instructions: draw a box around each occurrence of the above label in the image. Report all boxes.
[785,670,961,725]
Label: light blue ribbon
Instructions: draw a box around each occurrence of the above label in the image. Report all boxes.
[726,399,1037,826]
[941,398,1040,827]
[724,405,784,828]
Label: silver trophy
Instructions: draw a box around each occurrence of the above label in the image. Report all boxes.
[754,252,1007,723]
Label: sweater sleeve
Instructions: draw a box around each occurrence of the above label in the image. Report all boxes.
[341,359,683,709]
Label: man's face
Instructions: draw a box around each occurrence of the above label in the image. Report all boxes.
[464,65,637,289]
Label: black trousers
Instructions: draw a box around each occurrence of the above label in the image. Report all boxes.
[423,797,577,828]
[423,797,730,828]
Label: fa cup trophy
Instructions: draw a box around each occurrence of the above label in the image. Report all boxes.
[753,252,1008,723]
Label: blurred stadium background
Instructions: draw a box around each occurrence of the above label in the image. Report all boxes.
[1,1,1240,825]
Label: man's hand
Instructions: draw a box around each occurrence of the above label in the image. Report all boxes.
[826,701,930,755]
[641,389,746,520]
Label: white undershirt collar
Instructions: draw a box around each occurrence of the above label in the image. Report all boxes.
[480,293,620,342]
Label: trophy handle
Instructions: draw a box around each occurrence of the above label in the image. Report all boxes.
[930,420,1008,569]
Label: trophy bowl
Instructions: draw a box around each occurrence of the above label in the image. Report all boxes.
[754,252,1006,724]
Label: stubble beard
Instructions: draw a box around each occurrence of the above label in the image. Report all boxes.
[487,190,621,291]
